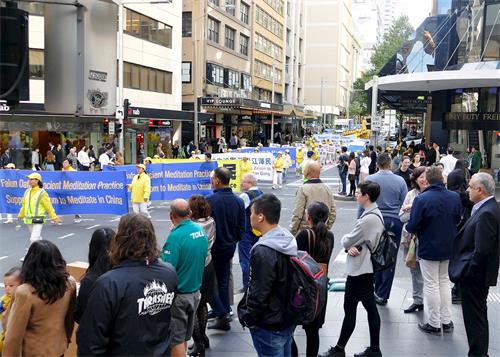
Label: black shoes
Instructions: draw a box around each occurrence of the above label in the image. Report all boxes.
[207,314,231,331]
[418,323,441,335]
[319,346,346,357]
[374,295,388,306]
[188,343,205,356]
[404,303,424,313]
[443,321,454,333]
[354,347,382,357]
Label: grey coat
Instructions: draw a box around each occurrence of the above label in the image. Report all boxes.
[341,203,385,276]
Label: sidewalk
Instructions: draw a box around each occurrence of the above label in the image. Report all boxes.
[205,278,500,357]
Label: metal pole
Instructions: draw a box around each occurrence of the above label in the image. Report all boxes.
[193,11,198,149]
[270,61,275,145]
[117,1,124,153]
[371,75,378,146]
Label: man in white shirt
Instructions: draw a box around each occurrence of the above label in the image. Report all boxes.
[440,147,458,177]
[98,148,114,169]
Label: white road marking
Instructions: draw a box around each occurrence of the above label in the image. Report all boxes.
[155,219,171,222]
[77,218,95,221]
[86,224,101,230]
[109,217,121,222]
[0,256,8,261]
[333,249,347,265]
[57,233,75,240]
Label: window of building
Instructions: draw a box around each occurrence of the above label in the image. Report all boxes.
[225,26,236,50]
[256,6,283,38]
[483,4,500,62]
[182,62,192,83]
[208,17,220,43]
[225,0,236,16]
[124,8,172,48]
[254,60,282,83]
[240,34,249,56]
[164,72,172,94]
[240,2,250,24]
[124,62,172,94]
[287,1,290,16]
[209,0,220,5]
[131,64,140,89]
[241,73,252,90]
[224,69,240,89]
[206,63,224,86]
[182,12,192,37]
[264,0,284,15]
[29,49,44,79]
[255,33,283,60]
[156,71,165,92]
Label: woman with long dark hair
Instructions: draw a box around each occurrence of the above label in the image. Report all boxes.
[77,213,177,356]
[3,240,76,356]
[75,227,115,323]
[188,195,216,356]
[291,201,334,357]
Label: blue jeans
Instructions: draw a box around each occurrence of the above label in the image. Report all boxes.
[211,255,232,316]
[250,325,295,357]
[238,232,258,290]
[339,170,347,194]
[374,216,403,300]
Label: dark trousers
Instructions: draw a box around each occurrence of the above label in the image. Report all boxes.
[374,216,402,300]
[339,171,347,193]
[238,233,258,290]
[461,281,490,357]
[211,255,232,316]
[338,274,380,348]
[348,178,356,196]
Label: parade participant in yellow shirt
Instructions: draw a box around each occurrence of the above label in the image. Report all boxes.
[296,147,304,177]
[18,173,61,244]
[241,156,253,179]
[127,164,152,218]
[283,149,292,183]
[272,152,284,189]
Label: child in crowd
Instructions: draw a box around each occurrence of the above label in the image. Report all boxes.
[0,267,22,353]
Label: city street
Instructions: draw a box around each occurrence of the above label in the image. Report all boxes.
[1,166,500,356]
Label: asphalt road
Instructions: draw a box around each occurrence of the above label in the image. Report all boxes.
[0,165,357,287]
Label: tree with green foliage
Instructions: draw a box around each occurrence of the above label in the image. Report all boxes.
[349,15,414,118]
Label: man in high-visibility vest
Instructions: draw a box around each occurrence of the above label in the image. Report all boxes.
[128,163,152,218]
[272,152,284,189]
[18,172,61,244]
[296,147,304,177]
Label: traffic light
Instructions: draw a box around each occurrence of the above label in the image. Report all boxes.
[103,119,109,133]
[0,3,29,106]
[123,99,130,120]
[115,122,122,134]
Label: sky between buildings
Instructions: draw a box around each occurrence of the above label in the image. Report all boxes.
[397,0,433,30]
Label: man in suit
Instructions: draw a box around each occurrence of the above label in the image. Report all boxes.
[449,173,499,357]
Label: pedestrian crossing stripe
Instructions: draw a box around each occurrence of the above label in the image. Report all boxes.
[488,292,500,302]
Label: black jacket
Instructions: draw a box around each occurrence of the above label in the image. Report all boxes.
[238,245,294,330]
[206,188,245,260]
[0,153,12,168]
[449,198,500,287]
[77,260,177,356]
[74,270,100,324]
[369,151,377,174]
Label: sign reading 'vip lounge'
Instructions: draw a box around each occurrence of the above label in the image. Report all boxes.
[444,112,500,130]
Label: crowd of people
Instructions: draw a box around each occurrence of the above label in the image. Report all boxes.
[0,138,499,357]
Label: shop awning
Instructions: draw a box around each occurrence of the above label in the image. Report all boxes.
[365,68,500,92]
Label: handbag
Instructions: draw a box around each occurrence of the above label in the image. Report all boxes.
[405,236,417,268]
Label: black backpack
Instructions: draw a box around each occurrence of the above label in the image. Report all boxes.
[364,213,398,272]
[287,251,328,325]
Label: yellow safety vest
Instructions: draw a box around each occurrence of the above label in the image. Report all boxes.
[22,188,48,224]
